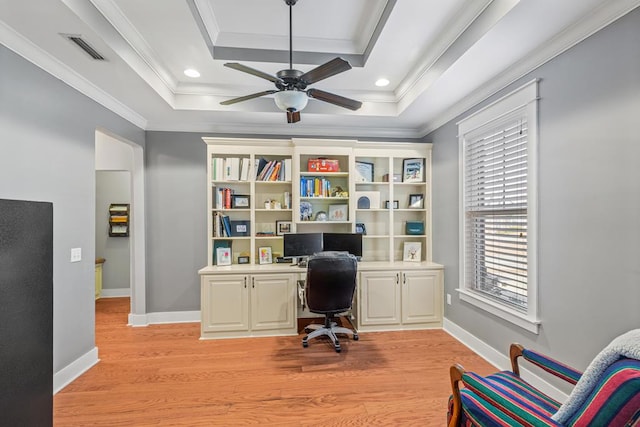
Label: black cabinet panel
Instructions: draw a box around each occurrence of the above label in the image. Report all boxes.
[0,199,53,426]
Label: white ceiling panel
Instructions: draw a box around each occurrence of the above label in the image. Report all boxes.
[1,0,637,137]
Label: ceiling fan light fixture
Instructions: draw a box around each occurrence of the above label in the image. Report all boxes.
[274,90,308,112]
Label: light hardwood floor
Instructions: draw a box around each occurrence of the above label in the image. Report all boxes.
[53,298,495,426]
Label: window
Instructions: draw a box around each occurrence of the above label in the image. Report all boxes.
[458,80,539,334]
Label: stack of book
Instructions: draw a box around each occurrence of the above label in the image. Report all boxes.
[255,158,292,182]
[300,177,332,197]
[211,157,252,181]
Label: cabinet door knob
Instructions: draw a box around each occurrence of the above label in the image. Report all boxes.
[252,277,255,288]
[244,277,247,288]
[396,273,399,284]
[403,274,406,284]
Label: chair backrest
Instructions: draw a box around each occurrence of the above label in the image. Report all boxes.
[305,251,357,315]
[566,358,640,426]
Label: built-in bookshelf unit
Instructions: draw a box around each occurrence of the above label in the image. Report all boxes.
[200,137,442,339]
[204,138,432,265]
[207,139,293,266]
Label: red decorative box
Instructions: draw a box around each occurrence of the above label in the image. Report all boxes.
[308,158,340,172]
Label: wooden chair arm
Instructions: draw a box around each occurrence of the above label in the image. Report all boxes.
[510,343,524,376]
[448,364,465,427]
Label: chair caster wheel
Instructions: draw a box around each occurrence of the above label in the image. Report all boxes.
[335,346,341,353]
[353,334,359,341]
[302,338,308,348]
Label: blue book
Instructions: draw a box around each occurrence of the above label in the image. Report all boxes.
[221,214,232,237]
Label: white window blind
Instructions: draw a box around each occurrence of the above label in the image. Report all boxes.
[464,117,528,310]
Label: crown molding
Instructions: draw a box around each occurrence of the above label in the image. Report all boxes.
[419,0,640,137]
[144,120,423,140]
[0,20,148,130]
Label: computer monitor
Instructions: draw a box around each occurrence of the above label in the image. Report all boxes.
[322,233,363,259]
[283,233,323,259]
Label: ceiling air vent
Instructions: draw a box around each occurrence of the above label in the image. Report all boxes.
[63,34,106,60]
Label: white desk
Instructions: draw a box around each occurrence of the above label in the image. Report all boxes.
[198,261,444,340]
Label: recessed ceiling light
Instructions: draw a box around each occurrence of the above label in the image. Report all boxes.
[184,68,201,78]
[375,78,390,87]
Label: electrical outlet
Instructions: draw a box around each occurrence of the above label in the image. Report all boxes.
[447,293,452,305]
[70,247,82,263]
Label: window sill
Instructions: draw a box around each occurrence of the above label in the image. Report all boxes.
[457,289,540,334]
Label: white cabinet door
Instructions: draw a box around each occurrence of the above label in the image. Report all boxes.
[359,270,401,326]
[401,270,442,324]
[250,273,296,331]
[201,274,249,333]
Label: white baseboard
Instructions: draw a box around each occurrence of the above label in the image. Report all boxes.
[100,288,130,298]
[128,310,201,327]
[53,347,99,394]
[443,318,568,403]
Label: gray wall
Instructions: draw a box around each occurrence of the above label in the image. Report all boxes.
[95,171,131,291]
[144,132,207,312]
[0,45,144,372]
[428,7,640,370]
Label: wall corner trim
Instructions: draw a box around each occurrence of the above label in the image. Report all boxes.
[53,347,99,394]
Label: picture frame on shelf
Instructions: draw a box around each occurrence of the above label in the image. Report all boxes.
[230,220,250,236]
[328,204,348,221]
[403,242,422,262]
[276,220,292,235]
[237,255,250,264]
[409,194,424,209]
[258,246,273,264]
[231,194,250,208]
[354,161,374,182]
[355,223,367,235]
[402,158,425,183]
[385,200,399,209]
[300,201,313,221]
[216,247,232,266]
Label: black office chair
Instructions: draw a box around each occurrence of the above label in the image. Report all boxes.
[301,251,359,353]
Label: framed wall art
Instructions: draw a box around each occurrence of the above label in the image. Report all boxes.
[402,158,424,183]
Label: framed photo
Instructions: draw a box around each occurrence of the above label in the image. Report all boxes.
[216,247,232,266]
[403,242,422,262]
[354,161,374,183]
[237,255,250,264]
[259,246,273,264]
[355,223,367,235]
[276,220,292,235]
[402,158,424,183]
[328,204,348,221]
[231,194,250,208]
[409,194,424,209]
[230,220,250,236]
[385,200,399,209]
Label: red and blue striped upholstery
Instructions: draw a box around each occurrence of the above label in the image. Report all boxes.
[522,349,582,386]
[565,358,640,426]
[449,351,640,426]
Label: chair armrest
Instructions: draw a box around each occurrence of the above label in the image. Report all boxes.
[518,346,582,385]
[461,371,562,426]
[448,364,464,427]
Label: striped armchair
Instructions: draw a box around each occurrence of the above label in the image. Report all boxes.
[448,339,640,426]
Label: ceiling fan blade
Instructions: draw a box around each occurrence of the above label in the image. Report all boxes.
[307,88,362,111]
[223,63,283,84]
[220,90,278,106]
[299,57,352,85]
[286,110,301,123]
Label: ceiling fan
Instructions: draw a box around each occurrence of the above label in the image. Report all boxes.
[220,0,362,123]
